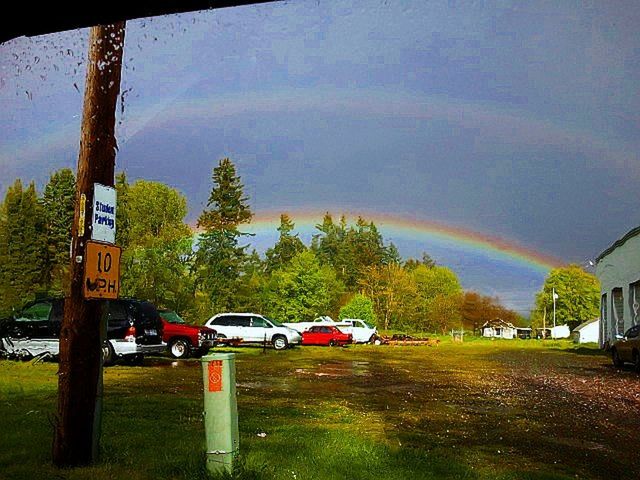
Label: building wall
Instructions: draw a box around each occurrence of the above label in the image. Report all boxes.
[482,326,516,339]
[596,233,640,347]
[573,320,600,343]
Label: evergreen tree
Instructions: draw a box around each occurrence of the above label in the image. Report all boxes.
[195,158,253,313]
[42,168,75,293]
[404,252,436,270]
[384,242,402,265]
[0,180,47,314]
[264,214,306,273]
[313,214,390,289]
[311,213,345,269]
[341,218,387,286]
[234,249,267,313]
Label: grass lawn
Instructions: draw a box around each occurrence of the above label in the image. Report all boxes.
[1,339,639,480]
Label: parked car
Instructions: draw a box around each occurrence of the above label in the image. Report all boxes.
[0,297,165,365]
[283,316,377,344]
[204,313,301,350]
[338,318,378,343]
[282,316,333,333]
[610,325,640,371]
[159,309,217,359]
[302,325,352,346]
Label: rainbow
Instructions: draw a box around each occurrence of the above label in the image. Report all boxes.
[195,208,564,275]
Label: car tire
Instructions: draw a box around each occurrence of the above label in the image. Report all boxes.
[612,348,623,368]
[272,335,288,350]
[169,338,191,359]
[368,335,377,344]
[634,351,640,373]
[102,340,115,367]
[329,339,337,347]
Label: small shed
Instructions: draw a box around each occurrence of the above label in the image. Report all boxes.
[482,318,517,339]
[572,318,600,343]
[550,324,570,339]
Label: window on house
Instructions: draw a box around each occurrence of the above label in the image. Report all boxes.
[612,288,624,336]
[629,281,640,326]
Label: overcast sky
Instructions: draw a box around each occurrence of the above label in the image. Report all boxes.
[2,0,639,314]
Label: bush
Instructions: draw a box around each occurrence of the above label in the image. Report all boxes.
[339,293,376,325]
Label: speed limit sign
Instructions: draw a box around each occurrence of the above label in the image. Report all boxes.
[83,241,121,300]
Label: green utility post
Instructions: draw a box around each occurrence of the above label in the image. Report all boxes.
[201,353,239,474]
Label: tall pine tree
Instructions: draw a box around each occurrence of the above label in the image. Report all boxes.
[0,180,47,314]
[195,158,253,313]
[264,214,306,273]
[42,168,75,293]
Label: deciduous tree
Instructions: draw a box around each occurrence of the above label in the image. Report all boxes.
[264,250,342,322]
[359,263,417,330]
[339,293,376,325]
[117,180,194,314]
[531,264,600,330]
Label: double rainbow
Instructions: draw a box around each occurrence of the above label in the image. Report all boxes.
[238,209,563,275]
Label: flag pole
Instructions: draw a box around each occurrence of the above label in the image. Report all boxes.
[552,288,557,329]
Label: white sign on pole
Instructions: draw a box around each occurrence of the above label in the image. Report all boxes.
[92,183,116,244]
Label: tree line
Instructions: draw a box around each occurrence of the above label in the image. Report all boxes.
[0,158,525,333]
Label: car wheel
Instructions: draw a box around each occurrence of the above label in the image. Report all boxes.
[368,335,377,344]
[329,339,337,347]
[634,351,640,373]
[272,335,288,350]
[612,348,623,368]
[169,338,191,359]
[102,341,115,367]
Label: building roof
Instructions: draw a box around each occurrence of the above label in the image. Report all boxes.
[596,226,640,263]
[573,318,599,332]
[481,318,516,329]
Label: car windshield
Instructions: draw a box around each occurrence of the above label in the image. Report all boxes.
[364,321,376,329]
[160,310,185,324]
[263,316,282,327]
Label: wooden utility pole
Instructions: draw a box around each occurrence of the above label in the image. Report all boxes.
[53,22,125,467]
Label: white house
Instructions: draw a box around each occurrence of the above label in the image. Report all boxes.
[481,318,532,339]
[595,226,640,348]
[572,318,600,344]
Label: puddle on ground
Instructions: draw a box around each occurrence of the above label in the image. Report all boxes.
[144,357,202,368]
[292,360,372,379]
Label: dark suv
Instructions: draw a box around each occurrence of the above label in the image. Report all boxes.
[0,297,165,365]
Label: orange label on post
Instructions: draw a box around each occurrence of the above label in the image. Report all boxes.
[83,241,121,300]
[208,360,223,392]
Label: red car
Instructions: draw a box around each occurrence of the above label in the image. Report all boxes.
[159,309,217,359]
[302,325,353,346]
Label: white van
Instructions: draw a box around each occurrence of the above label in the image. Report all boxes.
[205,313,301,350]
